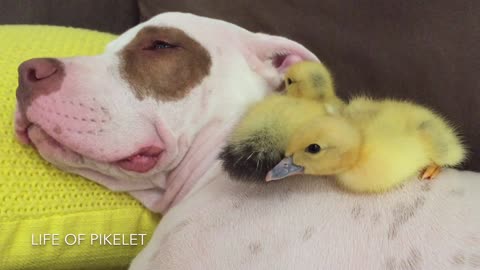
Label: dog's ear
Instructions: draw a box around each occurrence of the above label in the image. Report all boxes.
[245,33,319,89]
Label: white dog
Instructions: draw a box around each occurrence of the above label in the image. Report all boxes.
[15,13,480,269]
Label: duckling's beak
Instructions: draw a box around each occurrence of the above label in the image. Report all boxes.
[266,156,304,182]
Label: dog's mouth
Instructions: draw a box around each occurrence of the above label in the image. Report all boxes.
[115,146,164,173]
[16,114,164,174]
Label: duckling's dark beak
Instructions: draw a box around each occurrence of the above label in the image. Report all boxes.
[266,156,304,182]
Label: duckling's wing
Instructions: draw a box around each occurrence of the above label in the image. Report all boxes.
[220,96,329,182]
[376,99,466,167]
[220,127,286,182]
[416,115,466,167]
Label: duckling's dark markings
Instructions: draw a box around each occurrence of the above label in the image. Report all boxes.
[418,120,450,156]
[311,74,325,94]
[219,130,285,182]
[417,120,431,130]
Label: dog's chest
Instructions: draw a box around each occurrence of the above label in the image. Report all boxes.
[134,172,480,270]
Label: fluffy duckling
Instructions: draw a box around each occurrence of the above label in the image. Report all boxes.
[220,95,335,181]
[284,61,344,109]
[220,61,342,181]
[267,97,466,193]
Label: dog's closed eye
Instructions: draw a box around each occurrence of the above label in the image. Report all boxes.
[144,40,179,50]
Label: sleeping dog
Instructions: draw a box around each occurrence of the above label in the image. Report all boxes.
[14,12,480,269]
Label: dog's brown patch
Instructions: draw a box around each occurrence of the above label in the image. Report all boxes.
[120,26,211,101]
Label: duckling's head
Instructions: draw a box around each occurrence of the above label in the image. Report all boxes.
[284,61,335,101]
[266,116,361,181]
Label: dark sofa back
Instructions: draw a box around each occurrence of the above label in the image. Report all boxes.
[0,0,139,33]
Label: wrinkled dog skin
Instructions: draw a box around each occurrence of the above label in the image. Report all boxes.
[14,13,480,269]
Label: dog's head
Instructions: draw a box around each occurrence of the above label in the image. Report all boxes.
[14,12,318,211]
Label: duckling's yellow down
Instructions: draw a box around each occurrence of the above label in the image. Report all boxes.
[287,96,466,193]
[220,60,343,181]
[284,61,344,109]
[284,61,334,100]
[221,95,333,181]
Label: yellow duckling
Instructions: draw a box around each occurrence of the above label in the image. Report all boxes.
[284,61,344,109]
[220,95,334,181]
[220,61,341,181]
[267,97,467,193]
[284,61,334,99]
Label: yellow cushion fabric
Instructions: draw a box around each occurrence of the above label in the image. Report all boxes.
[0,25,161,270]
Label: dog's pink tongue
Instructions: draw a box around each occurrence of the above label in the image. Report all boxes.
[116,147,163,173]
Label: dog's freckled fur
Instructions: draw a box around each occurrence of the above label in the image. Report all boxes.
[388,197,426,240]
[452,252,466,265]
[248,241,262,255]
[385,249,422,270]
[450,188,465,197]
[371,212,382,224]
[351,205,363,219]
[421,182,432,192]
[302,226,315,241]
[470,254,480,267]
[53,125,62,135]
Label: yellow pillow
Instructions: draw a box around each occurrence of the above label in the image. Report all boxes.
[0,25,161,270]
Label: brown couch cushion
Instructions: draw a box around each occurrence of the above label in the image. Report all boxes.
[140,0,480,171]
[0,0,139,33]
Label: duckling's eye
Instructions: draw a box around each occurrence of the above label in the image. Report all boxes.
[305,144,321,154]
[286,78,293,85]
